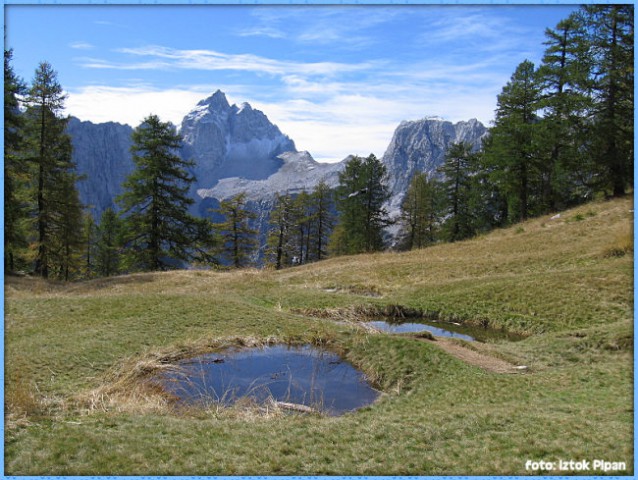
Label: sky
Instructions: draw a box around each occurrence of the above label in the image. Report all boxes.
[5,4,579,163]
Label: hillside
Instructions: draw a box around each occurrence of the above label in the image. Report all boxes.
[4,196,633,475]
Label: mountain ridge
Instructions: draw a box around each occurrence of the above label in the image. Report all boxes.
[67,91,488,240]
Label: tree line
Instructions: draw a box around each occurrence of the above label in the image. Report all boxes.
[398,5,633,248]
[4,5,632,279]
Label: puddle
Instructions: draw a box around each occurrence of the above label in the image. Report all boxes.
[369,320,476,341]
[158,344,379,416]
[367,319,523,342]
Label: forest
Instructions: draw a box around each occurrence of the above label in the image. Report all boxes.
[4,5,633,280]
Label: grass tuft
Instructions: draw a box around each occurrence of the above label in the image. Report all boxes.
[603,229,633,258]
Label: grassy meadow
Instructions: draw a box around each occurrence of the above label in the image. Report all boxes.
[4,196,634,475]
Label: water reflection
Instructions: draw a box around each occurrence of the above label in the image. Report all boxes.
[369,320,476,341]
[159,344,379,416]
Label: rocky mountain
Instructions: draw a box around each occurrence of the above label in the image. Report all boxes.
[67,117,134,218]
[382,117,488,215]
[180,90,297,215]
[68,90,488,250]
[200,150,345,203]
[69,90,300,219]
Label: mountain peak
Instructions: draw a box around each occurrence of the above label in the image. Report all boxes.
[197,89,230,110]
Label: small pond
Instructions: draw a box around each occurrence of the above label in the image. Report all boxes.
[369,320,476,341]
[158,344,379,416]
[367,319,522,342]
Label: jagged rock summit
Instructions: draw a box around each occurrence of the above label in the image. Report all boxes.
[382,116,488,214]
[180,90,297,203]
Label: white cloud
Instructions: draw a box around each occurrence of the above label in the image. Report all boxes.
[67,45,503,163]
[243,7,401,49]
[80,45,378,78]
[69,41,94,50]
[65,85,215,127]
[236,26,286,39]
[253,88,498,163]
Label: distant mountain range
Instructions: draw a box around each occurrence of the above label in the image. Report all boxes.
[68,90,488,246]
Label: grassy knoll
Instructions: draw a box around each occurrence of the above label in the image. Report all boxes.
[4,196,633,475]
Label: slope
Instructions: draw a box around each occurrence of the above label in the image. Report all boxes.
[5,196,633,475]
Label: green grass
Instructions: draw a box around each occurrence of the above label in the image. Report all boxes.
[4,196,634,475]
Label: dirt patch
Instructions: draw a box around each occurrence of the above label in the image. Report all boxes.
[423,337,529,374]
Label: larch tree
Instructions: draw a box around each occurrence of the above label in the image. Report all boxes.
[583,5,633,197]
[95,207,122,277]
[400,172,443,249]
[537,13,593,209]
[438,142,476,242]
[331,154,390,255]
[214,192,257,268]
[308,180,334,261]
[483,60,543,222]
[23,61,82,278]
[4,50,28,272]
[118,114,211,271]
[266,193,294,270]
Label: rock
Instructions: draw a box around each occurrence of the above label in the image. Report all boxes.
[273,401,316,413]
[67,117,134,218]
[382,117,488,217]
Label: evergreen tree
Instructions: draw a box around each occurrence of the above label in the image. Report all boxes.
[214,192,257,268]
[48,171,84,280]
[308,180,334,261]
[266,193,294,269]
[467,148,509,233]
[23,61,82,278]
[483,60,543,222]
[438,142,476,242]
[537,13,594,208]
[400,172,443,249]
[4,50,28,272]
[331,154,390,255]
[83,211,97,278]
[95,207,121,277]
[582,5,633,196]
[290,191,313,264]
[118,114,210,271]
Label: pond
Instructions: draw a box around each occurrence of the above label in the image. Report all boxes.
[158,344,379,416]
[368,320,476,341]
[367,318,522,342]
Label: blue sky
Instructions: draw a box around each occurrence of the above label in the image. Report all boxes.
[5,5,578,162]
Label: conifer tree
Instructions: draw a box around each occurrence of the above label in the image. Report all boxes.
[582,5,633,196]
[537,13,593,208]
[95,207,121,277]
[118,114,210,271]
[290,191,313,264]
[24,61,82,278]
[483,60,543,222]
[308,180,334,261]
[332,154,389,255]
[48,170,84,280]
[4,50,28,272]
[438,142,477,242]
[215,192,257,268]
[400,172,443,249]
[83,211,97,278]
[266,193,294,269]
